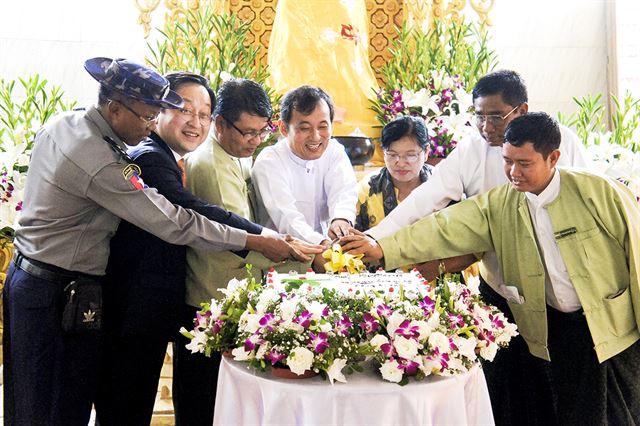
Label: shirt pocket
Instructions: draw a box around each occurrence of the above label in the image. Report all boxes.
[601,286,635,337]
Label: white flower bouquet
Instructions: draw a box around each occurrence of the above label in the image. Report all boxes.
[182,269,518,385]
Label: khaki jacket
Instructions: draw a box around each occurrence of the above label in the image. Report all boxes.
[380,169,640,362]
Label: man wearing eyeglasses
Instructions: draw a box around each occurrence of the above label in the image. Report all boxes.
[252,85,358,248]
[2,58,323,426]
[94,73,322,424]
[363,70,588,425]
[170,78,318,425]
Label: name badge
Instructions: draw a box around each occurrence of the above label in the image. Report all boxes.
[554,227,577,239]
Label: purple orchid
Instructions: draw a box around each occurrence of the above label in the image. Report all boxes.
[259,313,279,332]
[478,329,496,344]
[265,349,286,365]
[309,332,329,354]
[211,319,225,334]
[244,333,262,352]
[395,320,420,339]
[376,304,393,318]
[428,347,450,371]
[448,314,464,329]
[397,357,420,375]
[359,313,380,334]
[380,342,395,357]
[419,295,436,314]
[194,311,211,328]
[294,310,312,328]
[489,313,505,329]
[335,315,353,336]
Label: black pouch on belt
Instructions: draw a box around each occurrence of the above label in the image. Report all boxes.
[61,277,103,333]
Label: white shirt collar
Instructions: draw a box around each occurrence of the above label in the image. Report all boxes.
[168,148,183,163]
[284,139,315,171]
[524,168,561,208]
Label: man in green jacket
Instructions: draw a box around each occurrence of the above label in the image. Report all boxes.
[342,112,640,424]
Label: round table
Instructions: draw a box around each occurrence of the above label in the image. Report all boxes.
[213,358,495,425]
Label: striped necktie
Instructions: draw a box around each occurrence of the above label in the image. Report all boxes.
[177,158,187,187]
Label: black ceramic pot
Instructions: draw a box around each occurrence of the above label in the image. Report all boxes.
[334,136,375,166]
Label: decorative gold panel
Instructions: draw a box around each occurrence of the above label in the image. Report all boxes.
[365,0,404,84]
[135,0,494,75]
[228,0,278,67]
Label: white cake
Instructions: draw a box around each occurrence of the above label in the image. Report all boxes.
[265,268,429,295]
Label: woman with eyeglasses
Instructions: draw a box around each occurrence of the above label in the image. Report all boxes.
[355,116,432,232]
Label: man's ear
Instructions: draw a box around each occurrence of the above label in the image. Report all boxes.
[548,149,561,167]
[518,102,529,114]
[214,115,225,135]
[278,120,289,137]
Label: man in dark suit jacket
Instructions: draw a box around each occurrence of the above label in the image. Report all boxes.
[95,73,320,425]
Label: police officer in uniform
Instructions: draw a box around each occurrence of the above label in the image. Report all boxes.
[1,57,318,426]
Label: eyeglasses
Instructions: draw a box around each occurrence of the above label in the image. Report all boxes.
[177,108,213,126]
[221,114,272,141]
[383,151,424,164]
[110,100,159,125]
[473,104,520,127]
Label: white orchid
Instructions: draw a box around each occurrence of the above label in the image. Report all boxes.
[402,88,440,116]
[326,358,348,384]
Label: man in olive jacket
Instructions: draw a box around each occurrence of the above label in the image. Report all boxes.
[343,112,640,424]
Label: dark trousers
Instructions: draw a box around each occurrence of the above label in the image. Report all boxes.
[547,305,640,425]
[479,279,558,426]
[95,334,168,425]
[3,264,103,426]
[172,304,222,426]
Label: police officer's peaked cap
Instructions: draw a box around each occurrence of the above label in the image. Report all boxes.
[84,57,184,109]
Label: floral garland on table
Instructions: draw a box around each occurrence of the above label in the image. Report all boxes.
[370,70,474,159]
[182,265,518,385]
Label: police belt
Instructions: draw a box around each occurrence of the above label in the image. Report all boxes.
[12,251,96,283]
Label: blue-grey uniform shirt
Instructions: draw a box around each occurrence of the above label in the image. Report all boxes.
[14,106,247,275]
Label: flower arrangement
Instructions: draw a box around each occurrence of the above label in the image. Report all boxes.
[370,18,496,159]
[558,91,640,199]
[0,75,76,239]
[182,268,518,385]
[585,142,640,200]
[365,274,517,384]
[371,70,474,158]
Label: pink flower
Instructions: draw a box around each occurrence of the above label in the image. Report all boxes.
[380,342,396,357]
[448,314,464,329]
[397,357,420,375]
[489,313,505,329]
[478,329,496,344]
[265,349,286,365]
[335,315,352,336]
[211,319,224,334]
[419,296,435,314]
[376,304,393,318]
[259,313,279,332]
[309,332,329,354]
[244,333,263,352]
[427,347,450,371]
[194,311,211,328]
[359,313,380,334]
[395,319,420,339]
[294,310,312,328]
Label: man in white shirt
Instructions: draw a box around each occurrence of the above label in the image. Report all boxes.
[364,70,588,425]
[252,85,358,247]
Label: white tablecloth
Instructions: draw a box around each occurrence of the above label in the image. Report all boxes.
[214,358,495,426]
